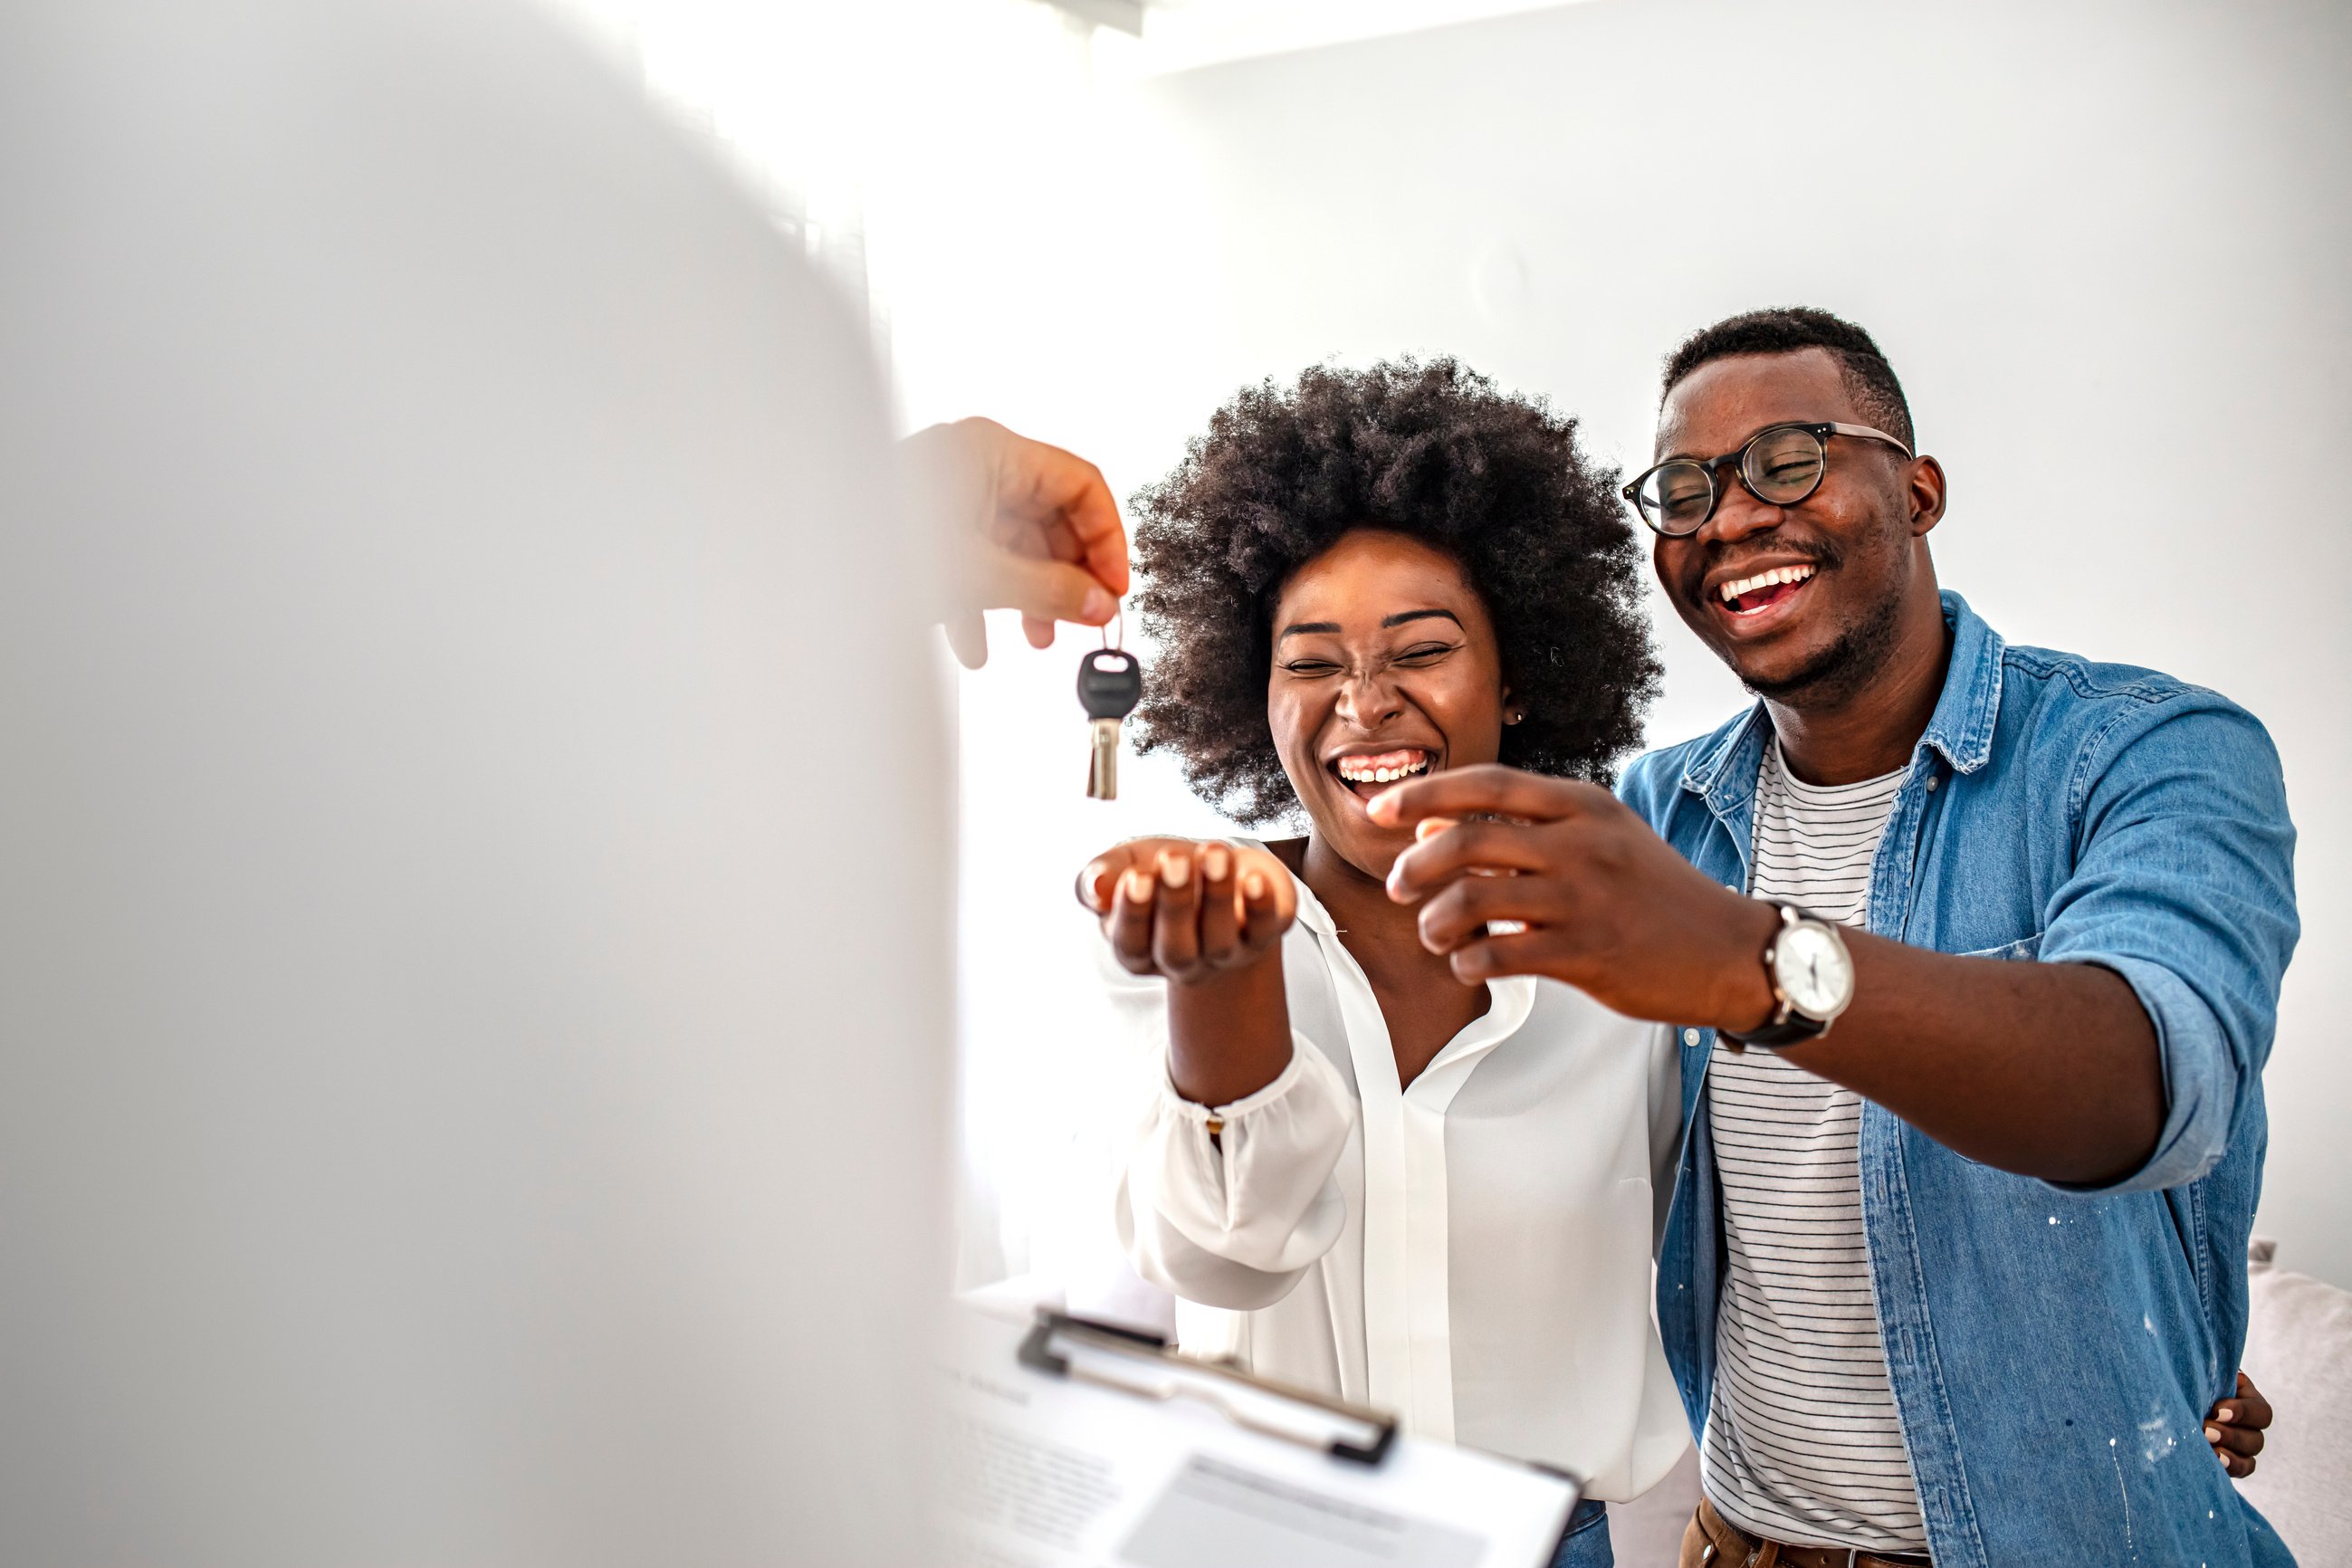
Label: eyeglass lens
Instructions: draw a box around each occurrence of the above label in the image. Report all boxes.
[1634,425,1830,535]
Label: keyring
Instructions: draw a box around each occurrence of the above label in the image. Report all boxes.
[1100,601,1124,652]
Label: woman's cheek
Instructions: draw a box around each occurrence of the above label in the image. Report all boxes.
[1429,678,1506,764]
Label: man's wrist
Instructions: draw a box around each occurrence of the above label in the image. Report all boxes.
[1707,895,1783,1035]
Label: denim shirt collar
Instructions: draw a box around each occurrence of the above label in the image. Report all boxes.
[1678,589,2005,810]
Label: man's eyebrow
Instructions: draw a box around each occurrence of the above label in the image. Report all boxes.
[1659,418,1823,463]
[1381,608,1463,630]
[1277,620,1343,639]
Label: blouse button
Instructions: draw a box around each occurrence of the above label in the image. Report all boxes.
[1682,1028,1702,1047]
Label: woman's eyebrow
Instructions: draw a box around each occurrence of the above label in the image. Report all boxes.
[1381,608,1463,629]
[1277,620,1343,639]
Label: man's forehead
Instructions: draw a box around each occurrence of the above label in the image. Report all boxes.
[1654,349,1858,457]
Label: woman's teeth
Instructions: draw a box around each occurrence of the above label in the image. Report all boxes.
[1718,562,1815,608]
[1334,751,1431,784]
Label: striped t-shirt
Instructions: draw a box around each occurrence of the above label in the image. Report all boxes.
[1701,743,1927,1554]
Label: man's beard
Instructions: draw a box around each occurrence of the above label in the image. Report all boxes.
[1738,576,1907,710]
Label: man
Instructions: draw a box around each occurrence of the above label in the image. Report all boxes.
[0,1,1118,1563]
[1375,309,2297,1566]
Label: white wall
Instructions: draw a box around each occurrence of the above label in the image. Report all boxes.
[938,0,2352,1290]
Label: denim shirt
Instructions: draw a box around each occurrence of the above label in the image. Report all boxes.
[1618,592,2300,1568]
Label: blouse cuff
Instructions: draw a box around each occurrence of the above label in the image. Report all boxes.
[1161,1039,1325,1123]
[1125,1034,1350,1275]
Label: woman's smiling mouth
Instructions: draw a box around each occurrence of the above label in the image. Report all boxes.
[1331,747,1434,798]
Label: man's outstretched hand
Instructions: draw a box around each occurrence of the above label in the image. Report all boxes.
[1372,765,1778,1031]
[1373,762,2170,1187]
[906,416,1129,668]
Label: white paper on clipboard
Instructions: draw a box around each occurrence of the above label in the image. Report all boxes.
[942,1305,1579,1568]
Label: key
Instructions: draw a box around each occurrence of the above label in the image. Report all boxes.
[1077,648,1143,799]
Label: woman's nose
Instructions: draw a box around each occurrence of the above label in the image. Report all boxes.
[1336,670,1404,729]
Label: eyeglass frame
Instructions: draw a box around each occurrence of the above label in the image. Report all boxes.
[1621,421,1915,537]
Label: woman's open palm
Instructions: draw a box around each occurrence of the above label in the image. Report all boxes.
[1077,838,1295,985]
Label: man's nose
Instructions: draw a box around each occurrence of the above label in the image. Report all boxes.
[1697,473,1786,547]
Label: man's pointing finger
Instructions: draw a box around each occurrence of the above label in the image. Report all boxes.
[1384,819,1555,903]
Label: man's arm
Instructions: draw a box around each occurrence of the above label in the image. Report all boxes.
[1761,921,2163,1186]
[1374,700,2296,1189]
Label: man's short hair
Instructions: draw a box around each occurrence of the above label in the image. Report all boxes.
[1661,306,1914,452]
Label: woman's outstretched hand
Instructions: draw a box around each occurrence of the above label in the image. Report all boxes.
[1076,839,1295,985]
[1079,839,1298,1106]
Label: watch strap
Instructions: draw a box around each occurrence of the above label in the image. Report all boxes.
[1725,1009,1830,1051]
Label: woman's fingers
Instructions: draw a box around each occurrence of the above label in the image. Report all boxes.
[2208,1421,2262,1461]
[2206,1369,2270,1477]
[1107,865,1158,972]
[1091,839,1289,980]
[2226,1370,2274,1433]
[1196,844,1242,965]
[1151,847,1204,977]
[1076,850,1126,913]
[1238,863,1287,951]
[1076,838,1183,913]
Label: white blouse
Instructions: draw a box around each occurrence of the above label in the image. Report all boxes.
[1104,861,1692,1502]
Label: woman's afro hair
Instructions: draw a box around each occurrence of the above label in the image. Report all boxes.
[1130,358,1659,827]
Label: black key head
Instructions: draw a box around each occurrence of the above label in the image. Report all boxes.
[1077,649,1143,721]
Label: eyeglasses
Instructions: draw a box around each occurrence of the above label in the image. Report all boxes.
[1621,422,1914,537]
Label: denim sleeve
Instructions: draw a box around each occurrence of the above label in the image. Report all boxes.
[2039,694,2299,1193]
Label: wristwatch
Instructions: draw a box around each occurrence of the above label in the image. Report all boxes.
[1724,903,1855,1050]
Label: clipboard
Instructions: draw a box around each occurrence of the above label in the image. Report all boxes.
[944,1304,1582,1568]
[1019,1309,1398,1466]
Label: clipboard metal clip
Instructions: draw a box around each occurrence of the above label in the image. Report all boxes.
[1018,1309,1399,1467]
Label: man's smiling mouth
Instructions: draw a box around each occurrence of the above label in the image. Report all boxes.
[1716,562,1815,616]
[1331,747,1432,797]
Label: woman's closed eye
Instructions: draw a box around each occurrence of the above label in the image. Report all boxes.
[1279,641,1460,677]
[1391,640,1461,666]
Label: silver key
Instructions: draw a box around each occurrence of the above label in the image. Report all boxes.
[1077,648,1143,800]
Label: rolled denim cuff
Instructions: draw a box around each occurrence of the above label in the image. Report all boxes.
[2047,952,2234,1194]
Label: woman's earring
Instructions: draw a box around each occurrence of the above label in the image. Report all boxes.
[1504,709,1524,725]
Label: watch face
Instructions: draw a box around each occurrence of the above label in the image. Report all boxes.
[1774,920,1853,1018]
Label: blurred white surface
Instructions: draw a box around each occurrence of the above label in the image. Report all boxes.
[0,1,946,1561]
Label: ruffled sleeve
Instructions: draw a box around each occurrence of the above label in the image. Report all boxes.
[1099,939,1353,1312]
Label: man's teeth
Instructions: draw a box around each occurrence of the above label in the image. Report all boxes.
[1335,753,1431,783]
[1718,563,1816,605]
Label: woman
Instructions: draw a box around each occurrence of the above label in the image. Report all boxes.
[1075,359,1678,1566]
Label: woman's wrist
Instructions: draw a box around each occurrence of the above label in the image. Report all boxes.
[1166,949,1291,1106]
